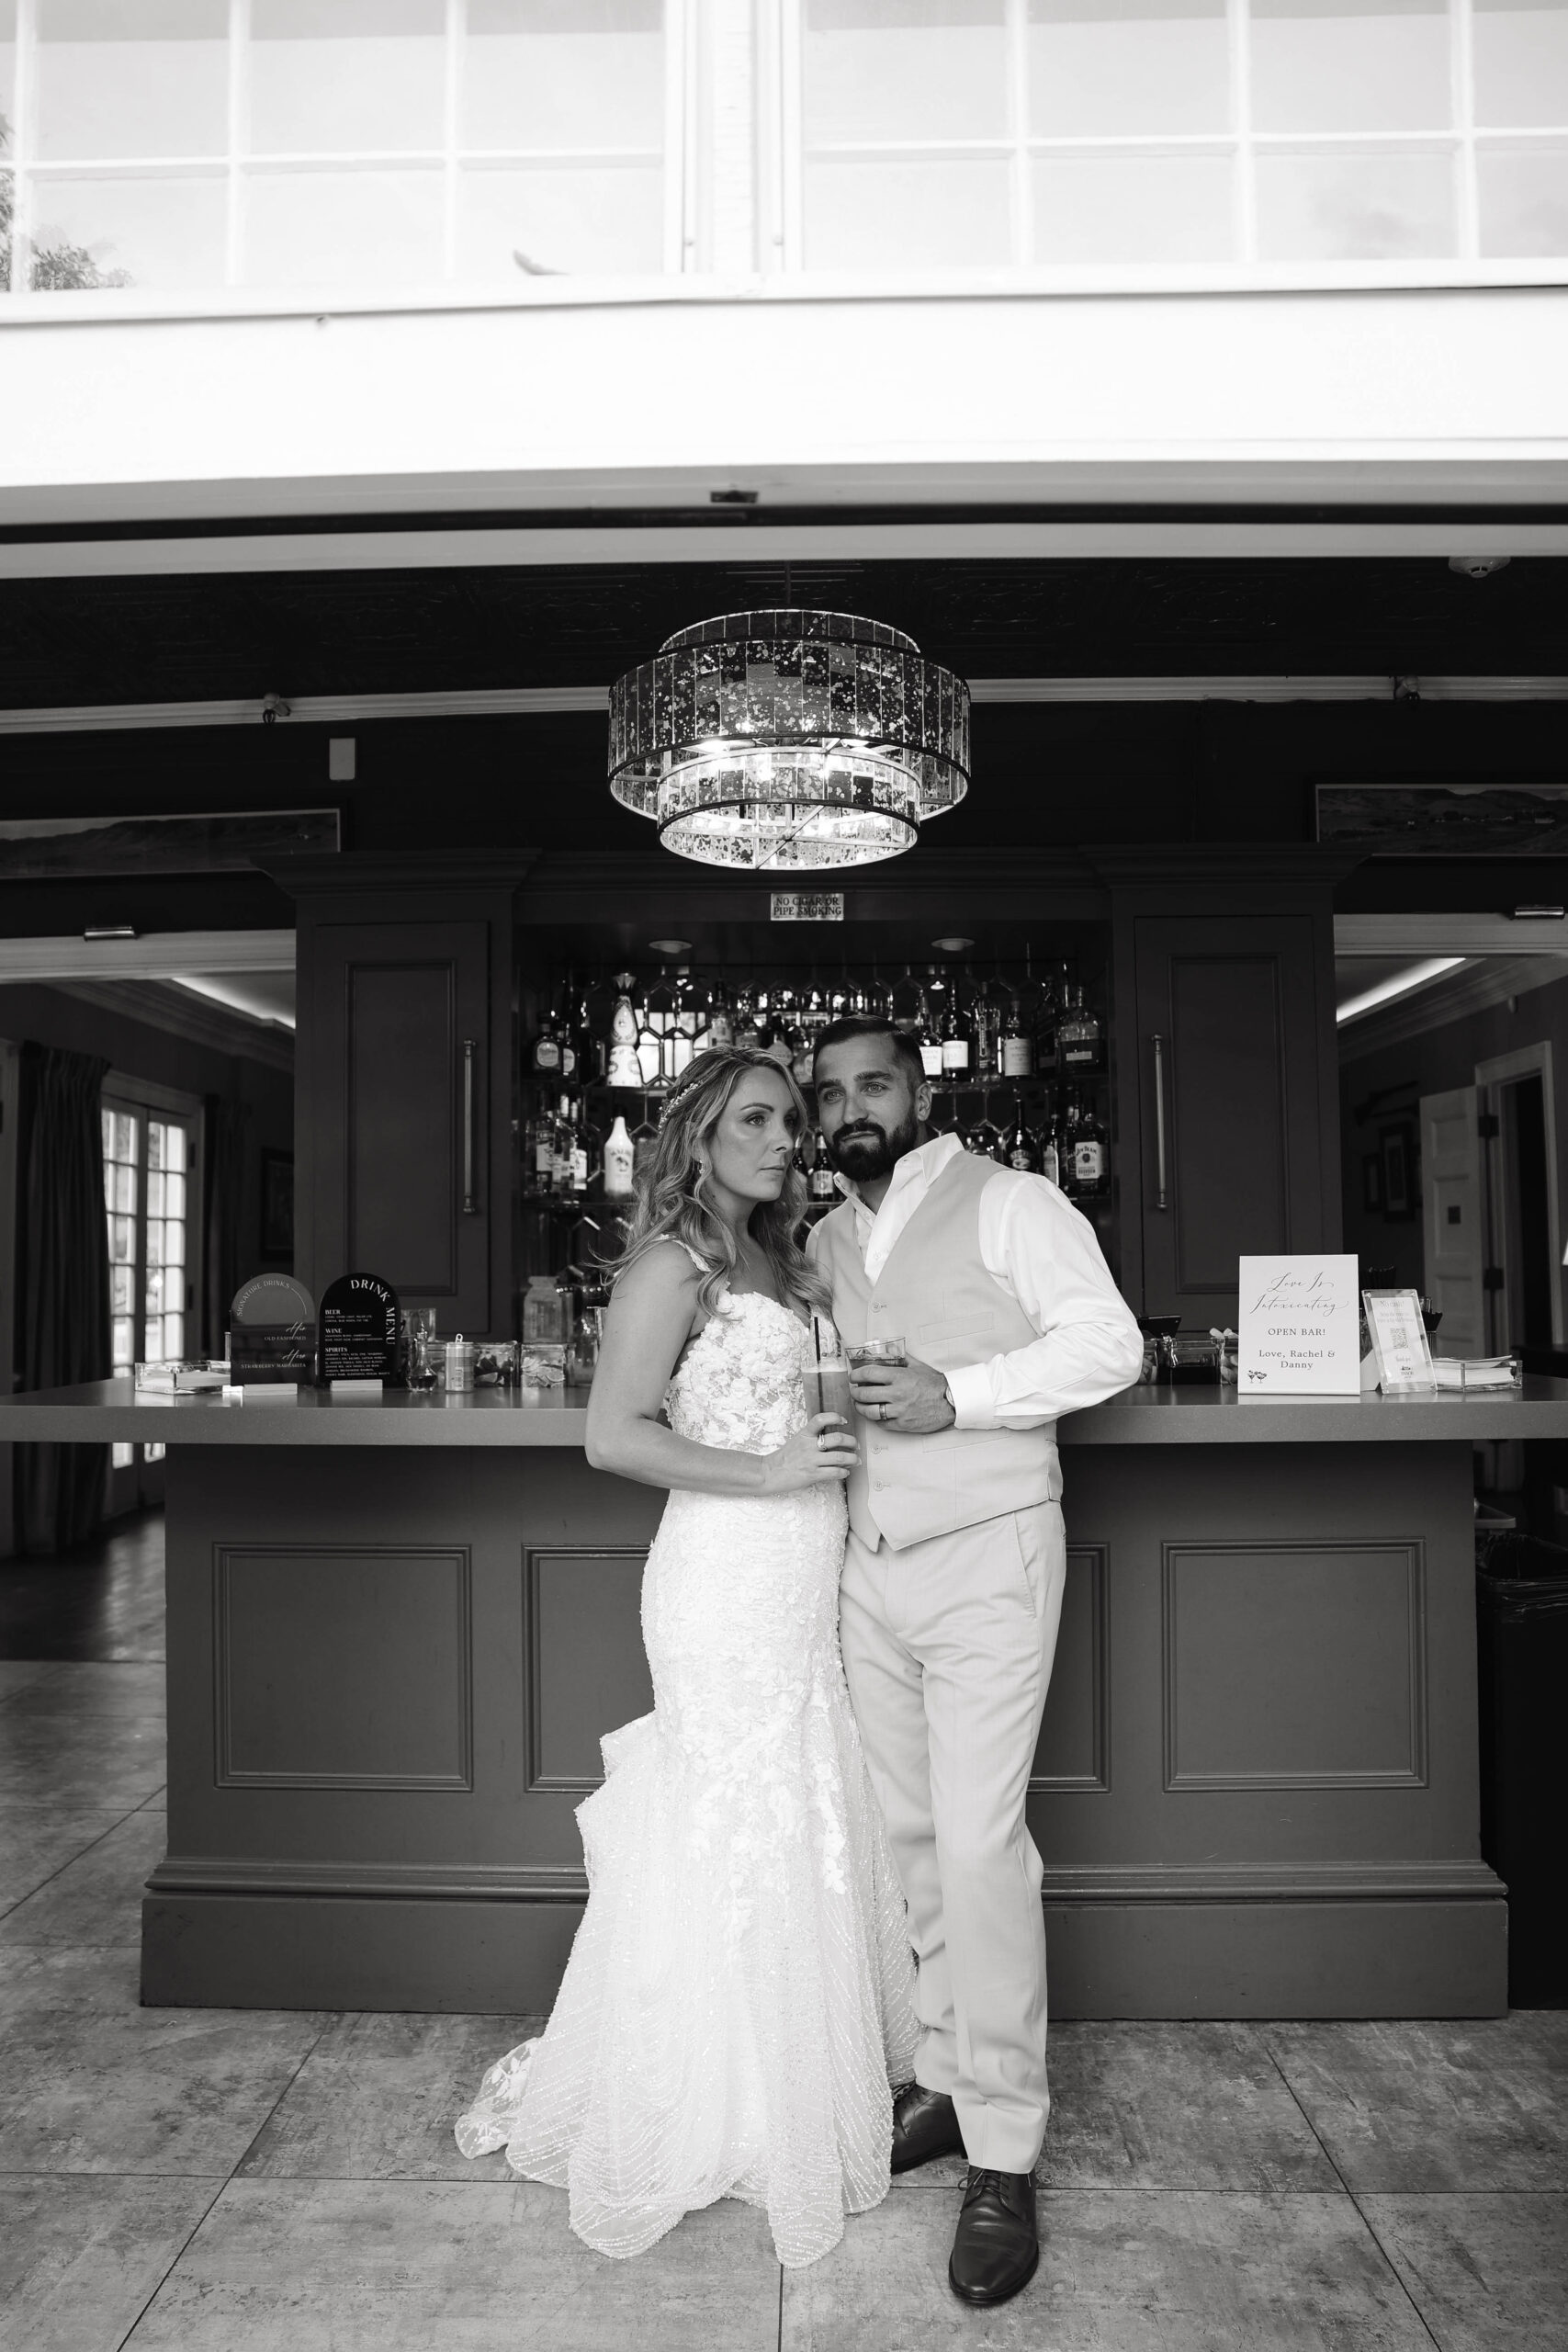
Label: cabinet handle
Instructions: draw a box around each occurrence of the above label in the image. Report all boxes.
[462,1039,477,1215]
[1152,1034,1169,1210]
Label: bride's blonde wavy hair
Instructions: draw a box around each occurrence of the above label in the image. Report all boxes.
[614,1046,833,1320]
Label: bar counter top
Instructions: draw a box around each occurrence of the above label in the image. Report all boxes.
[6,1374,1567,1445]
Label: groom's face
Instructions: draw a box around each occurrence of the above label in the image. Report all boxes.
[814,1035,930,1182]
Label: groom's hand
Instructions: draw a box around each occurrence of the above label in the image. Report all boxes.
[849,1352,956,1434]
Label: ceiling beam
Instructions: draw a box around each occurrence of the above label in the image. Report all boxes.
[3,677,1567,737]
[3,519,1568,582]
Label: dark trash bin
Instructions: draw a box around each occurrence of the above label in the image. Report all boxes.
[1475,1532,1568,2007]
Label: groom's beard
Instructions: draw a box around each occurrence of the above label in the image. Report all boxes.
[826,1107,921,1182]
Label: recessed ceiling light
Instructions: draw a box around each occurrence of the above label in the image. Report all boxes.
[649,938,693,955]
[931,935,974,952]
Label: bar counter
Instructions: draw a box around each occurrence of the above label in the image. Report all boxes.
[9,1379,1562,2020]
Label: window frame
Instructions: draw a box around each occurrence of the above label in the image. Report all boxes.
[780,0,1568,275]
[101,1074,203,1508]
[1,0,688,302]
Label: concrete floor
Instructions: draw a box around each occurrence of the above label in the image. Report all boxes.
[1,1516,1565,2351]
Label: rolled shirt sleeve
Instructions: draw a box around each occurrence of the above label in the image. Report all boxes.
[943,1170,1145,1430]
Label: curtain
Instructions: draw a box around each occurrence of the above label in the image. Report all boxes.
[16,1044,111,1555]
[202,1094,247,1356]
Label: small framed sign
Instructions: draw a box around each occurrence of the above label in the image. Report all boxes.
[1237,1255,1362,1395]
[1362,1288,1437,1392]
[319,1272,400,1385]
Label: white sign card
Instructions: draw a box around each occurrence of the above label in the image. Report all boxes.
[1237,1256,1362,1395]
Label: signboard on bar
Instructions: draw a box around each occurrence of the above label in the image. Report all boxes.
[1237,1255,1361,1395]
[770,892,844,922]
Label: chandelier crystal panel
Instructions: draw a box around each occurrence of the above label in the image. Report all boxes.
[607,610,971,871]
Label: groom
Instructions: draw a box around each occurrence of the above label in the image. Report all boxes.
[809,1017,1143,2307]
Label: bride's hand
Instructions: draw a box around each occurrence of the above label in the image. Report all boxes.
[762,1413,859,1494]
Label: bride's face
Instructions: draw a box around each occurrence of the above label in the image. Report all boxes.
[703,1068,803,1211]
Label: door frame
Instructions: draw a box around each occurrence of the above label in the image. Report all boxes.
[1474,1041,1564,1349]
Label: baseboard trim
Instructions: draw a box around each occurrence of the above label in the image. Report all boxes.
[141,1888,1508,2017]
[145,1854,1504,1907]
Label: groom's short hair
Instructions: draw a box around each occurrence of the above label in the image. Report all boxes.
[813,1017,926,1093]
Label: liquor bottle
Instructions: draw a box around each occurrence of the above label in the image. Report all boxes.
[970,972,1000,1080]
[635,981,664,1091]
[1040,1105,1061,1188]
[1035,967,1063,1073]
[574,1099,598,1195]
[606,974,643,1090]
[667,970,695,1086]
[734,982,761,1052]
[551,1093,576,1193]
[809,1129,838,1201]
[557,974,581,1083]
[1060,984,1104,1073]
[765,987,795,1070]
[999,994,1034,1080]
[1005,1095,1038,1172]
[916,976,943,1079]
[530,992,562,1077]
[1066,1086,1109,1198]
[526,1105,556,1195]
[793,985,824,1086]
[707,977,736,1054]
[603,1114,635,1200]
[940,983,971,1078]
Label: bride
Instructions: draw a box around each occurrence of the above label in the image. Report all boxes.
[455,1046,917,2267]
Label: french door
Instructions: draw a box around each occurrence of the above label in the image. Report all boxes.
[102,1086,202,1514]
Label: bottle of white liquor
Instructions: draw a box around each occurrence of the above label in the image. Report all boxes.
[607,974,643,1090]
[603,1114,636,1200]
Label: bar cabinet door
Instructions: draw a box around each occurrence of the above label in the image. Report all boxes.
[1134,915,1336,1327]
[310,921,491,1331]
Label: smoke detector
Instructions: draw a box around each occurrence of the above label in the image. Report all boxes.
[1447,556,1511,580]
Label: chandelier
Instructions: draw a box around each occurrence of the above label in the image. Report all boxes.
[607,609,970,871]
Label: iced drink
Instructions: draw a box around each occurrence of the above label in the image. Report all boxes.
[803,1358,854,1427]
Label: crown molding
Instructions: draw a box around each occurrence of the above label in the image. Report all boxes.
[50,978,294,1074]
[1338,951,1568,1059]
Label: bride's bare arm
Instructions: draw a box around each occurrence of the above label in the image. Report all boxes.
[583,1248,858,1497]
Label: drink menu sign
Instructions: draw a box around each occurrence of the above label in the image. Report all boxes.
[1237,1256,1361,1395]
[319,1272,400,1384]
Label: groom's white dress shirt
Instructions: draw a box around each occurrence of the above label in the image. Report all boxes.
[818,1132,1143,1430]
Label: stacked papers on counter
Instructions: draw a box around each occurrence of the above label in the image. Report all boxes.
[1430,1357,1520,1392]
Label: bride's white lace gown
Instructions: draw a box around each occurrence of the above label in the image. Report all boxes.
[454,1277,917,2267]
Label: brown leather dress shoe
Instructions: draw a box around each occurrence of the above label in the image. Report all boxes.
[948,2167,1040,2306]
[890,2082,965,2175]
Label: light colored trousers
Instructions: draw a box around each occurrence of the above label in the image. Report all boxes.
[839,1500,1067,2176]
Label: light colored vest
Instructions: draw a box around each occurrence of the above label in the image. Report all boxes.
[815,1149,1060,1552]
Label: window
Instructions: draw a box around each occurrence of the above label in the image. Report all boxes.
[794,0,1568,266]
[102,1091,198,1494]
[1,0,675,296]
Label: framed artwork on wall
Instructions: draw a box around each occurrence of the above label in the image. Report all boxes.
[260,1149,295,1259]
[1380,1123,1416,1219]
